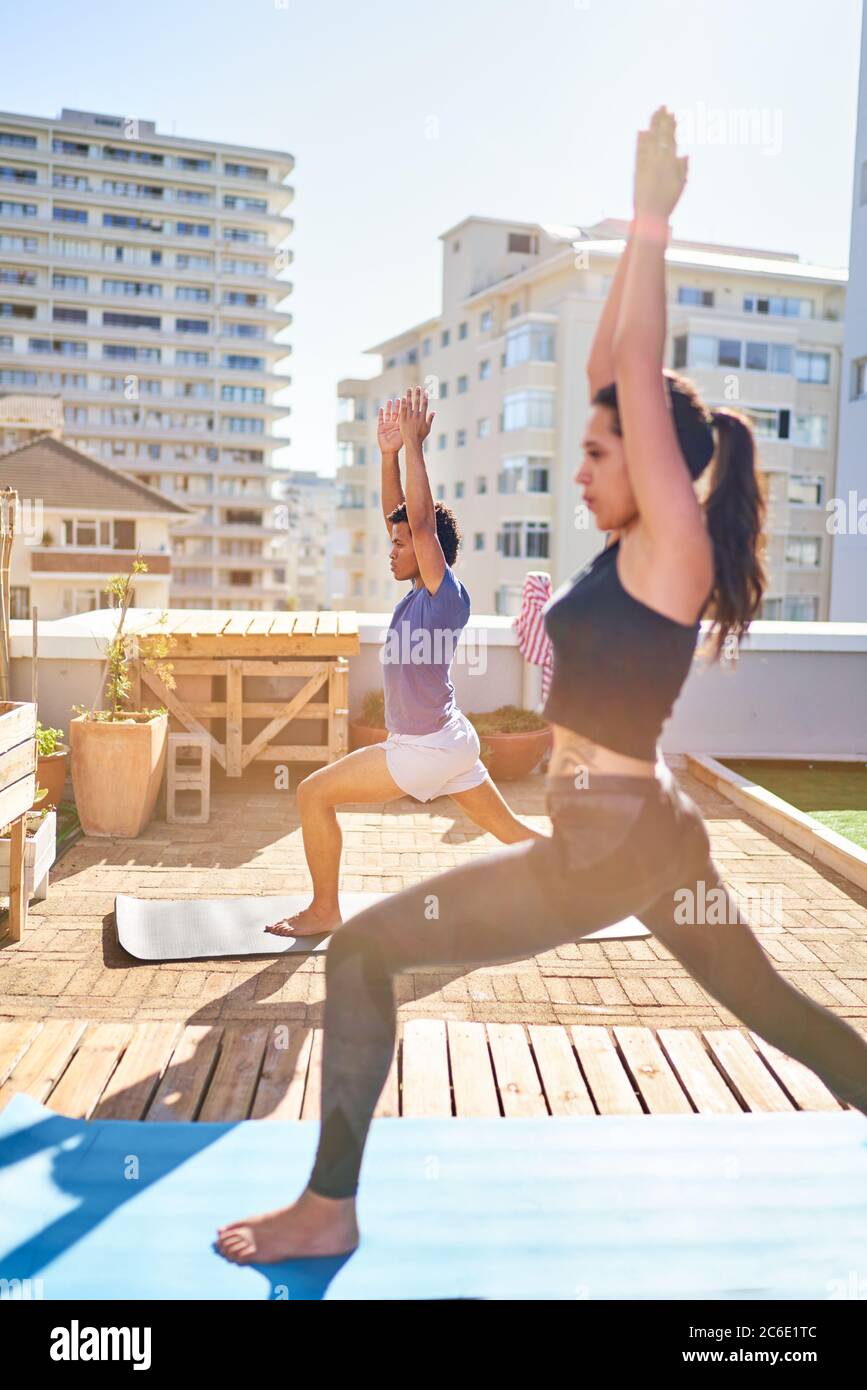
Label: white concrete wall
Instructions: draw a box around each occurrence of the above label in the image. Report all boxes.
[13,610,866,759]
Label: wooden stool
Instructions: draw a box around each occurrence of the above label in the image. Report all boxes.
[166,732,211,825]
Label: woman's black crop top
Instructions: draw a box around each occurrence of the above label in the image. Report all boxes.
[541,538,700,761]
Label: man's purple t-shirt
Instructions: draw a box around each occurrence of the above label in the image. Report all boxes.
[381,565,471,735]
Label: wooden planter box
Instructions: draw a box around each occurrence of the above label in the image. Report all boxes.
[0,809,56,902]
[0,699,38,941]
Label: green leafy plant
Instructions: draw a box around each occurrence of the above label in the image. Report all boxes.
[35,721,65,757]
[465,704,549,735]
[71,555,177,721]
[360,688,386,727]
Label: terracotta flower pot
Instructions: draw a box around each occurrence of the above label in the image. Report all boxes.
[36,745,69,810]
[475,724,552,781]
[349,720,389,751]
[70,713,168,838]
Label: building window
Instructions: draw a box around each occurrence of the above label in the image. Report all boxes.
[457,375,468,394]
[441,328,450,348]
[10,586,30,619]
[677,286,714,307]
[458,321,468,339]
[504,323,556,366]
[792,413,828,449]
[509,302,521,318]
[456,429,466,447]
[744,294,813,319]
[783,595,819,620]
[437,433,446,450]
[498,520,522,557]
[477,418,491,438]
[784,535,822,567]
[502,389,556,431]
[795,350,831,384]
[788,475,823,507]
[853,357,867,399]
[507,232,538,255]
[480,309,493,333]
[476,476,488,494]
[479,359,491,380]
[525,521,550,558]
[422,337,431,356]
[495,583,524,617]
[435,484,446,500]
[455,481,465,499]
[474,532,485,551]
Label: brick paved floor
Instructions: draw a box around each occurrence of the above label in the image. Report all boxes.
[2,760,866,1035]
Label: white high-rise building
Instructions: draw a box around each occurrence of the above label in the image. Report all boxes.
[0,107,294,611]
[337,216,845,620]
[276,469,337,611]
[831,0,867,620]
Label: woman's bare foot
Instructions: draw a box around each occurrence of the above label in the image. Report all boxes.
[264,902,344,937]
[216,1189,359,1264]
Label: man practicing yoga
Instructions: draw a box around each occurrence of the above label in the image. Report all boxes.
[264,387,542,938]
[218,107,867,1263]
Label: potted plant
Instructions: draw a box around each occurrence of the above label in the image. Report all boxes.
[0,792,56,903]
[69,556,177,838]
[350,688,389,750]
[34,721,69,810]
[466,704,551,781]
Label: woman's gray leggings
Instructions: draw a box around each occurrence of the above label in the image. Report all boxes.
[308,767,867,1199]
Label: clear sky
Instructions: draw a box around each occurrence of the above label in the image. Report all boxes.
[2,0,863,474]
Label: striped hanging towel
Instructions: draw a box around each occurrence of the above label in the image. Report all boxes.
[513,571,554,703]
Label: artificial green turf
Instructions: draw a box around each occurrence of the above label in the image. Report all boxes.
[722,760,867,852]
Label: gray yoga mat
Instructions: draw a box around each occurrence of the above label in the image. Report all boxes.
[115,891,649,962]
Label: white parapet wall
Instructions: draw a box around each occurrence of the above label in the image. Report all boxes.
[10,611,867,760]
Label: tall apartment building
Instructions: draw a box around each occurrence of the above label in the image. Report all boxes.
[0,107,294,612]
[831,0,867,621]
[276,468,337,610]
[336,216,845,620]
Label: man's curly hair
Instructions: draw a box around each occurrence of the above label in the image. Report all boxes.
[386,500,462,567]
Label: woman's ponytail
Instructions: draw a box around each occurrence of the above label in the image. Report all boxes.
[702,406,767,658]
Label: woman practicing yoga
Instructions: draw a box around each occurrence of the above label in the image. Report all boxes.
[264,385,541,939]
[217,106,867,1263]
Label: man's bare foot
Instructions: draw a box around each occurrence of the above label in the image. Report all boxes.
[264,903,344,937]
[216,1189,359,1264]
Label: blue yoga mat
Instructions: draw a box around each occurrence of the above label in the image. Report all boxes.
[2,1092,866,1300]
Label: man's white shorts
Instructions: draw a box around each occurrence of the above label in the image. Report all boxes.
[380,711,488,803]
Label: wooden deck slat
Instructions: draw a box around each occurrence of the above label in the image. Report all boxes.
[401,1019,451,1117]
[289,612,317,636]
[486,1023,547,1117]
[300,1029,323,1120]
[702,1029,795,1112]
[268,612,298,635]
[6,1022,857,1123]
[448,1020,500,1117]
[529,1024,595,1116]
[0,1018,42,1086]
[146,1025,222,1122]
[374,1051,400,1118]
[570,1024,643,1114]
[336,611,359,637]
[197,1024,270,1122]
[613,1026,694,1114]
[656,1028,743,1113]
[251,1026,314,1120]
[314,612,338,636]
[46,1023,134,1119]
[748,1031,845,1112]
[245,614,277,636]
[0,1019,86,1112]
[92,1022,184,1120]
